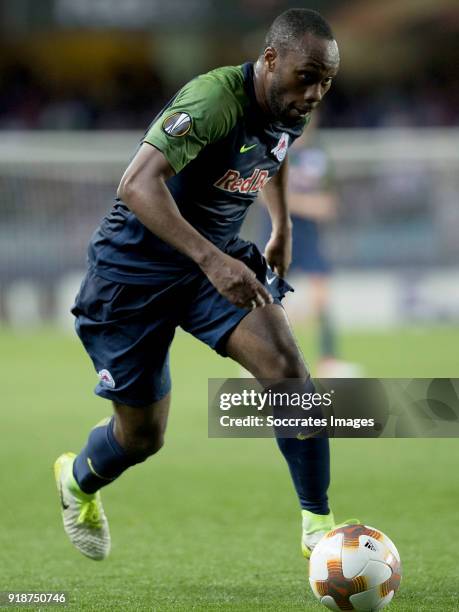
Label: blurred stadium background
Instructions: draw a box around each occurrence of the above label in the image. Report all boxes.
[1,1,458,610]
[1,0,458,331]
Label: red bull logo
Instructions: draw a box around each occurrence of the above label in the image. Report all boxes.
[214,168,270,194]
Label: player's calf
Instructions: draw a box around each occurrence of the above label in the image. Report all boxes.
[71,395,170,494]
[54,397,170,559]
[112,395,170,461]
[71,416,147,494]
[112,408,167,460]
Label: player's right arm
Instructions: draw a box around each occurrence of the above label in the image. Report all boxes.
[117,143,272,309]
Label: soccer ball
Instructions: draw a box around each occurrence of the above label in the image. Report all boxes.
[309,524,402,611]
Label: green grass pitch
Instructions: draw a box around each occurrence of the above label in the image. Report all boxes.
[1,324,458,611]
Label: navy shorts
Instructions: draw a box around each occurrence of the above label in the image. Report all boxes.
[71,238,292,407]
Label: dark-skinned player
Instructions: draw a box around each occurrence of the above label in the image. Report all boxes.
[54,8,356,562]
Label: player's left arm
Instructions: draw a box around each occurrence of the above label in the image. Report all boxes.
[261,155,292,278]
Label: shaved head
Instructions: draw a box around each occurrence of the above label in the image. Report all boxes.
[253,9,339,125]
[264,9,335,57]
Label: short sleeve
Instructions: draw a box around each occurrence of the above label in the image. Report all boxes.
[143,76,242,174]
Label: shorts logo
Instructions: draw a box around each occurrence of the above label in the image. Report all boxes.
[214,168,270,194]
[162,112,192,137]
[271,132,289,162]
[98,369,115,389]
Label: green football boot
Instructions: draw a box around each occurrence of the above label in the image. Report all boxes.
[53,452,111,560]
[302,509,360,559]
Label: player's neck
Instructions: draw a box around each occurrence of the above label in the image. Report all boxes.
[252,59,271,117]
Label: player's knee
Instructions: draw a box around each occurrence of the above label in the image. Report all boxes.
[113,397,169,460]
[264,349,309,380]
[278,352,308,379]
[141,432,165,459]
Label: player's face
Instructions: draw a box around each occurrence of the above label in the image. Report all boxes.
[265,34,339,125]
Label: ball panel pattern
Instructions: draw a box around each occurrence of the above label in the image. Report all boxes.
[321,595,343,611]
[320,595,343,611]
[309,525,402,611]
[309,533,343,580]
[312,557,368,610]
[379,550,401,598]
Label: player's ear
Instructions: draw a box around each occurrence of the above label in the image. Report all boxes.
[263,47,278,72]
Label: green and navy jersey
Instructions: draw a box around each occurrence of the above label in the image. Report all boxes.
[89,62,309,283]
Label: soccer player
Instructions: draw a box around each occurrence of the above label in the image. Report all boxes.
[54,8,354,561]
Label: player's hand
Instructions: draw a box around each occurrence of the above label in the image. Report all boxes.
[201,252,273,309]
[264,230,292,278]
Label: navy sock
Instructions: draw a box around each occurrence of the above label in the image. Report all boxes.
[276,436,330,514]
[273,377,330,514]
[73,417,140,494]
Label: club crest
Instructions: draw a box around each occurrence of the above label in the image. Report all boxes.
[98,369,115,389]
[271,132,289,162]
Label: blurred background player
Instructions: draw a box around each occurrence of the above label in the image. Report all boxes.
[259,114,362,377]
